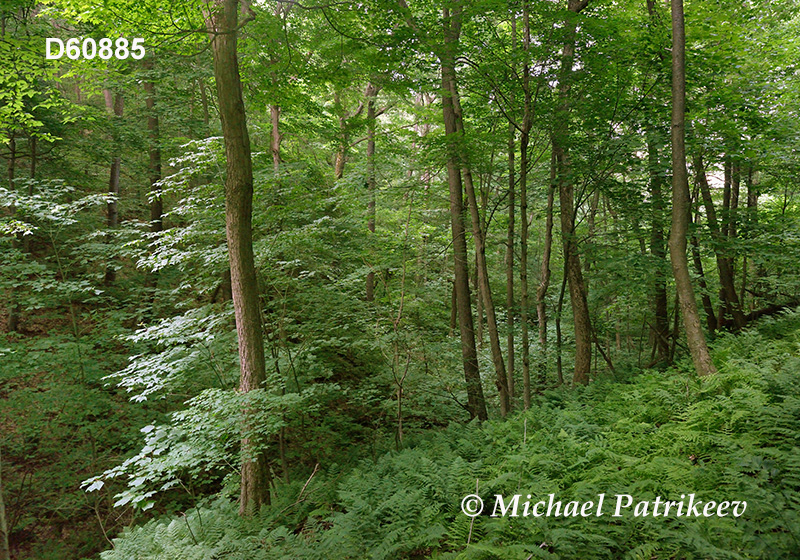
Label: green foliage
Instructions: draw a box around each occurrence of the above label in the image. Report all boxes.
[99,311,800,559]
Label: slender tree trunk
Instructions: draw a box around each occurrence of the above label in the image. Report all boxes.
[199,77,211,129]
[555,264,568,386]
[449,279,457,335]
[0,448,10,560]
[695,153,746,330]
[644,3,670,363]
[206,0,271,515]
[689,181,718,331]
[505,15,517,406]
[441,7,487,421]
[474,259,483,347]
[506,121,515,401]
[742,166,756,309]
[446,46,509,416]
[6,134,19,333]
[519,0,533,406]
[22,135,36,254]
[553,0,592,385]
[103,90,123,286]
[270,105,281,173]
[729,161,740,299]
[332,90,366,180]
[536,148,556,385]
[668,0,716,376]
[143,64,163,234]
[366,84,378,301]
[334,90,347,180]
[28,136,36,192]
[647,136,670,364]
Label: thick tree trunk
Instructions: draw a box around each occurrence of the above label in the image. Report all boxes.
[441,8,487,421]
[553,0,592,386]
[668,0,716,376]
[103,90,123,286]
[206,0,271,515]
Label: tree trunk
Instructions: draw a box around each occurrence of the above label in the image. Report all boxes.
[647,136,670,364]
[441,7,487,422]
[332,90,366,180]
[694,153,746,330]
[366,84,378,301]
[270,105,281,173]
[103,90,123,286]
[6,134,19,333]
[505,121,515,401]
[668,0,716,376]
[334,90,347,180]
[199,77,211,129]
[445,43,509,417]
[553,0,592,386]
[536,148,556,386]
[0,448,9,560]
[206,0,271,515]
[143,65,163,234]
[519,0,533,407]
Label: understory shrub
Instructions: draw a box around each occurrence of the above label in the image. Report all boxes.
[100,311,800,559]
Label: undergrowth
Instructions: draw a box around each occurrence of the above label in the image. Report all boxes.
[99,310,800,559]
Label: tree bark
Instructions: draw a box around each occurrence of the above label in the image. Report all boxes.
[6,134,19,333]
[103,90,123,286]
[519,0,533,406]
[206,0,271,515]
[553,0,592,386]
[366,83,378,301]
[536,148,556,386]
[440,6,487,421]
[143,64,163,234]
[270,105,281,173]
[694,153,746,330]
[199,77,211,129]
[668,0,716,376]
[332,89,365,180]
[647,136,670,364]
[443,35,509,417]
[505,120,515,401]
[0,448,9,560]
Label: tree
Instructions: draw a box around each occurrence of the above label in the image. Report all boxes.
[204,0,271,515]
[667,0,716,377]
[0,449,9,560]
[553,0,592,385]
[103,89,123,286]
[142,60,163,234]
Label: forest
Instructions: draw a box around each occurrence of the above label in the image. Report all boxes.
[1,0,800,558]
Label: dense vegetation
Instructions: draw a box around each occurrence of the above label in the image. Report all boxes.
[1,0,799,558]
